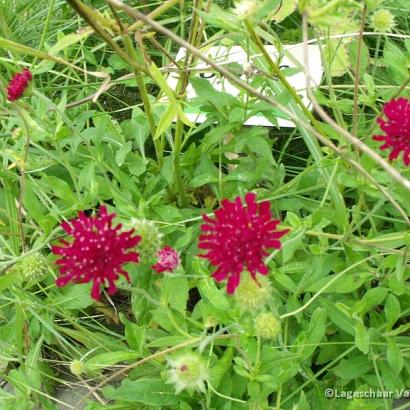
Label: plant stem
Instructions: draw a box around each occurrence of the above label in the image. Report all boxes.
[122,36,161,165]
[173,0,203,206]
[352,4,367,139]
[173,119,188,206]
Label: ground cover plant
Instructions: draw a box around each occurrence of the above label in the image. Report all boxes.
[0,0,410,409]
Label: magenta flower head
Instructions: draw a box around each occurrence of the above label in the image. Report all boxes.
[198,193,289,294]
[373,97,410,166]
[7,68,33,101]
[52,206,141,300]
[152,246,180,273]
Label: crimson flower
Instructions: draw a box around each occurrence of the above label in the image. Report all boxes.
[373,97,410,166]
[52,206,141,300]
[198,193,289,294]
[7,68,32,101]
[152,246,180,273]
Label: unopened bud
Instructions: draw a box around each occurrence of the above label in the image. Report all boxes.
[69,360,85,376]
[371,9,395,32]
[234,273,272,311]
[130,218,162,263]
[254,312,280,340]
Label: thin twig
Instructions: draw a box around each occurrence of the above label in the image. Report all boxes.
[14,107,32,253]
[352,4,367,139]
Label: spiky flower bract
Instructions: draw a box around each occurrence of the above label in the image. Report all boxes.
[198,193,289,294]
[69,360,85,376]
[12,252,48,282]
[373,98,410,166]
[371,9,395,32]
[52,206,141,300]
[254,312,281,340]
[7,68,32,101]
[167,351,208,394]
[234,272,272,311]
[130,218,162,263]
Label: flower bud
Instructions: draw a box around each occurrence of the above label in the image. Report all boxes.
[371,9,395,32]
[152,246,180,273]
[69,360,85,376]
[12,252,48,282]
[254,312,280,340]
[234,273,272,311]
[167,351,208,394]
[130,218,162,263]
[204,315,219,329]
[233,0,258,20]
[7,68,32,101]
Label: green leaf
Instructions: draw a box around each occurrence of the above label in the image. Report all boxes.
[190,77,238,107]
[53,283,94,310]
[103,378,181,406]
[202,123,237,149]
[149,63,194,127]
[86,351,141,372]
[0,271,20,293]
[353,287,388,315]
[379,361,404,391]
[384,40,409,84]
[155,104,177,140]
[190,155,219,187]
[320,298,355,335]
[147,335,187,348]
[48,31,89,55]
[354,320,369,354]
[295,391,310,410]
[115,141,132,166]
[324,41,350,77]
[349,40,370,79]
[246,135,275,164]
[198,278,230,311]
[210,346,234,389]
[386,339,403,374]
[296,307,327,360]
[306,271,371,293]
[42,176,77,203]
[24,335,43,391]
[333,356,372,379]
[120,314,146,354]
[384,294,400,329]
[162,276,189,313]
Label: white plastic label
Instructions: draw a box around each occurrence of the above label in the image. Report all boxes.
[166,44,323,127]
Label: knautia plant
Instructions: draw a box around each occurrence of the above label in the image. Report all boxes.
[6,68,32,101]
[152,246,180,273]
[199,193,289,293]
[373,98,410,165]
[0,0,409,409]
[52,206,141,300]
